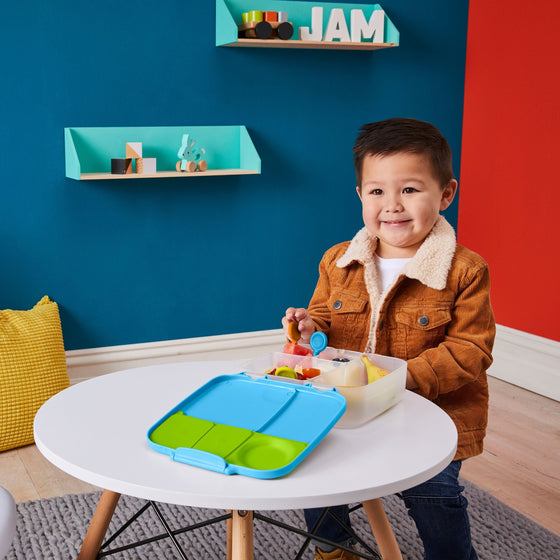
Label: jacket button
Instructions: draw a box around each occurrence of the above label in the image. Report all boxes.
[333,300,342,310]
[418,315,429,327]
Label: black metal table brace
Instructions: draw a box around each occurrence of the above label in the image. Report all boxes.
[95,501,382,559]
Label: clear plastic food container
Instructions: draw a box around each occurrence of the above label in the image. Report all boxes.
[243,348,406,428]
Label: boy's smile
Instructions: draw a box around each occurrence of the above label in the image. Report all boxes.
[357,152,457,258]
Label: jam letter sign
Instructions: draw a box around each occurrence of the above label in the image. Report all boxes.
[323,8,351,42]
[299,7,385,43]
[299,6,323,41]
[350,9,385,43]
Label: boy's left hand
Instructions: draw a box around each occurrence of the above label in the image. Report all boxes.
[282,307,316,342]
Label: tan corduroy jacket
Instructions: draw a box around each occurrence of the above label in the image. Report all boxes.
[308,216,495,459]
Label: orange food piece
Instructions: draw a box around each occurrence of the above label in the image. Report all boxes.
[288,322,301,344]
[302,367,321,379]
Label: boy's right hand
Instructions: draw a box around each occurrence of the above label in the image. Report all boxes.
[282,307,316,342]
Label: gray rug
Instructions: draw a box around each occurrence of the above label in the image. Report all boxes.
[6,479,559,559]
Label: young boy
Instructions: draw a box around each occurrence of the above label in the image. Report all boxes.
[282,118,495,560]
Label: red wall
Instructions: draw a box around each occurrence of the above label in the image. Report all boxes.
[459,0,560,341]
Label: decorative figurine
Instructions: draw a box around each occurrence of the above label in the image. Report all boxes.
[176,134,207,172]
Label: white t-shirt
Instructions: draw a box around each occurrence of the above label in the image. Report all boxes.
[377,255,412,293]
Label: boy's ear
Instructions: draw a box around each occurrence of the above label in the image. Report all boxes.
[356,185,363,201]
[440,179,458,211]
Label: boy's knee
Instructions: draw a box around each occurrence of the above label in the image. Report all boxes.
[400,460,467,510]
[401,480,464,502]
[402,489,468,514]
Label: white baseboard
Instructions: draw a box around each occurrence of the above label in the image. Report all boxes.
[66,325,559,401]
[65,329,286,385]
[488,324,559,401]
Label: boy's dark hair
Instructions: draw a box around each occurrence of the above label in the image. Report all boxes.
[353,118,454,189]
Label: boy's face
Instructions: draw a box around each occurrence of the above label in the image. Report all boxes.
[357,152,457,258]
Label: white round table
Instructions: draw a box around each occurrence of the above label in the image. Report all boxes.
[34,361,457,560]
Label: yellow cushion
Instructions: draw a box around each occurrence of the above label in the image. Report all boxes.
[0,296,69,452]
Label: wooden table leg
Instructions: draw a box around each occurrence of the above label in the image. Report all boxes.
[226,510,233,560]
[77,489,121,560]
[362,498,402,560]
[229,509,254,560]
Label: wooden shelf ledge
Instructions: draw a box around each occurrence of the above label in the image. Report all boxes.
[64,125,261,181]
[216,0,400,50]
[79,169,260,180]
[225,38,397,50]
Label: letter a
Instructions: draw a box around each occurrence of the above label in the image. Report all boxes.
[299,7,323,41]
[351,9,385,43]
[323,8,351,42]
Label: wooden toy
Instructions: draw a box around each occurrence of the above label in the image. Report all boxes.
[242,10,263,22]
[125,142,142,159]
[121,142,144,173]
[276,21,294,40]
[239,10,294,41]
[176,134,207,173]
[241,10,272,39]
[111,158,132,174]
[141,157,157,174]
[135,157,156,174]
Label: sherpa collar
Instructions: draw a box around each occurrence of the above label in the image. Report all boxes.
[336,215,457,290]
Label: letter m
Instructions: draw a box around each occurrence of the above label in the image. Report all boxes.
[350,9,385,43]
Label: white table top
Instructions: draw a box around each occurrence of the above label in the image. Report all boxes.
[34,361,457,511]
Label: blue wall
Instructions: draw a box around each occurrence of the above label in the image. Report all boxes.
[1,1,468,350]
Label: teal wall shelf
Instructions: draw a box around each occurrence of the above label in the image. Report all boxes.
[64,125,261,180]
[216,0,399,50]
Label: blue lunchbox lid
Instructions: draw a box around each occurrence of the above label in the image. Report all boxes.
[147,372,346,479]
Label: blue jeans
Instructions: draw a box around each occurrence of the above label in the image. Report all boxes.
[304,460,478,560]
[304,504,356,552]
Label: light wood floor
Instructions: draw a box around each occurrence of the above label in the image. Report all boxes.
[1,376,558,536]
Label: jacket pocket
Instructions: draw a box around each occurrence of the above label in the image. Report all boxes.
[329,291,368,314]
[327,291,369,348]
[395,307,452,357]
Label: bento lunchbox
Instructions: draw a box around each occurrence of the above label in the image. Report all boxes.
[147,372,346,479]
